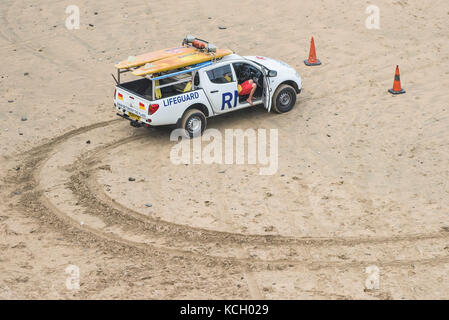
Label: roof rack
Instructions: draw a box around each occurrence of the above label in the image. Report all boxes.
[115,36,230,94]
[145,61,213,101]
[150,61,212,81]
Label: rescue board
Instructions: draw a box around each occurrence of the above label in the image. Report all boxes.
[132,49,233,77]
[115,46,196,69]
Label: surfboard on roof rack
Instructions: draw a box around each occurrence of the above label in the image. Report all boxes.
[114,46,196,70]
[115,35,232,76]
[132,48,233,76]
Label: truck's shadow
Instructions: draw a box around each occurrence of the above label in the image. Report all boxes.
[140,104,272,141]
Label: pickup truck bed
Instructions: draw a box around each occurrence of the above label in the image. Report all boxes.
[120,78,152,99]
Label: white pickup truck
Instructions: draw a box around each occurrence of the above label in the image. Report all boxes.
[114,53,302,137]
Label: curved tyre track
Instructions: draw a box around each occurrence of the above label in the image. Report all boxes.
[4,119,449,269]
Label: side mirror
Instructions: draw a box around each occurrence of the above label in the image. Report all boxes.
[268,70,277,77]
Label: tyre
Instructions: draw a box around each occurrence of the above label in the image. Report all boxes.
[272,84,297,114]
[180,108,207,138]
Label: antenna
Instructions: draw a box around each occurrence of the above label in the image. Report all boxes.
[111,73,118,85]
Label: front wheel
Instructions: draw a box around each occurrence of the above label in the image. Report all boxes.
[180,108,207,138]
[272,84,297,114]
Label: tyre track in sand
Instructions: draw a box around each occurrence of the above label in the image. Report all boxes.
[4,119,449,272]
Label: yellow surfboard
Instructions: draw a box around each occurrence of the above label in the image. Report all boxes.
[132,49,233,77]
[115,46,196,70]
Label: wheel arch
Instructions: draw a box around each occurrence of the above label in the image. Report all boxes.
[278,80,301,94]
[176,103,210,128]
[184,103,210,117]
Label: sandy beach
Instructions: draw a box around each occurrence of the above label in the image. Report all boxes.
[0,0,448,299]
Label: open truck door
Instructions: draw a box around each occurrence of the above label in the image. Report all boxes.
[262,71,272,112]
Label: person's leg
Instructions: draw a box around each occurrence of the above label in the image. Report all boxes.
[239,80,253,96]
[247,82,257,106]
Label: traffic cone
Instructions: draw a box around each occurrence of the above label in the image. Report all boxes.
[304,37,321,66]
[388,65,405,94]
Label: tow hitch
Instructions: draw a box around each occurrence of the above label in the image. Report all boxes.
[130,121,142,128]
[116,113,142,128]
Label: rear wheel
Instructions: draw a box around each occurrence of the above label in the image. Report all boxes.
[272,84,297,114]
[180,109,207,138]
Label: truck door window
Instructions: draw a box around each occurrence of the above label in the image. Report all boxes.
[233,63,262,85]
[206,65,234,84]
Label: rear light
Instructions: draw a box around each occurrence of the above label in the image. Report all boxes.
[114,89,116,99]
[149,104,159,115]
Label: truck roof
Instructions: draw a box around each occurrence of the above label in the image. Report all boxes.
[218,53,244,62]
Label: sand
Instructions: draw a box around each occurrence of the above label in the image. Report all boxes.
[0,0,448,299]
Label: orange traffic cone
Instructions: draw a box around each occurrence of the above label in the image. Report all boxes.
[388,65,405,94]
[304,37,321,66]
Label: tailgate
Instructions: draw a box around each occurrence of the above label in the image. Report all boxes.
[115,87,149,121]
